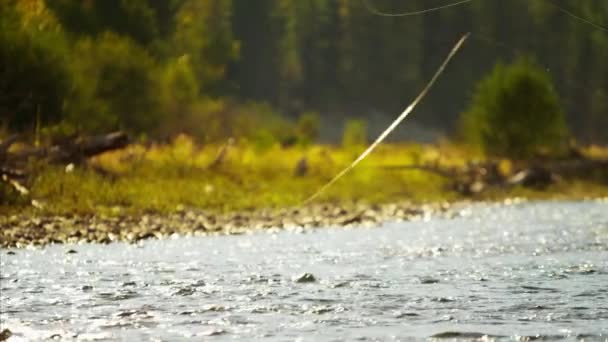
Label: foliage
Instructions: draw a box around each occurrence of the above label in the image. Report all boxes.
[0,1,71,131]
[295,111,320,146]
[156,55,200,138]
[230,102,292,149]
[46,0,180,46]
[342,119,368,148]
[460,57,569,159]
[171,0,238,94]
[65,32,160,134]
[3,0,608,143]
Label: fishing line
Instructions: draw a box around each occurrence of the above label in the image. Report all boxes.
[301,33,470,205]
[359,0,603,101]
[362,0,608,33]
[466,32,594,92]
[361,0,475,17]
[542,0,608,33]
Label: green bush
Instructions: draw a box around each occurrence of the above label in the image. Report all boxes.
[342,119,368,148]
[295,111,320,146]
[460,57,568,159]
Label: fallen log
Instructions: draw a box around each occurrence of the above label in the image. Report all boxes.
[7,131,130,165]
[78,132,130,159]
[48,131,130,164]
[1,132,130,204]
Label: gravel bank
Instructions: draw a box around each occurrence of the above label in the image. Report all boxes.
[0,202,456,248]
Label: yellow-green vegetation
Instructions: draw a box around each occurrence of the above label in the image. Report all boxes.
[2,136,607,216]
[12,137,450,215]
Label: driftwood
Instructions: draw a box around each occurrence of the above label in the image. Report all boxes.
[1,132,130,198]
[9,131,130,165]
[382,156,608,196]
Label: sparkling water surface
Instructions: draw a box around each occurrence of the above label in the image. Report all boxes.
[1,200,607,341]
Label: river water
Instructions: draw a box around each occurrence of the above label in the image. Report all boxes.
[1,200,607,341]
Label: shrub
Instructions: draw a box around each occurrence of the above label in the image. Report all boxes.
[295,111,320,146]
[342,119,368,148]
[460,57,568,159]
[156,55,200,138]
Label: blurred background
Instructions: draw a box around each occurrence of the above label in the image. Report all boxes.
[1,0,607,145]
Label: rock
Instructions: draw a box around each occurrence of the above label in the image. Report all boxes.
[173,287,196,296]
[190,280,206,287]
[394,311,419,318]
[418,277,440,284]
[66,249,78,254]
[294,272,316,283]
[199,329,226,337]
[0,329,11,341]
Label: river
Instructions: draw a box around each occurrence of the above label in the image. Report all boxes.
[1,200,607,341]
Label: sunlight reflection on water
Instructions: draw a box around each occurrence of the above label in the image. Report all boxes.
[1,200,607,341]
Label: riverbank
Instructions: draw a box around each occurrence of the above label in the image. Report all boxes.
[3,136,608,214]
[4,196,608,248]
[1,201,454,248]
[2,137,607,247]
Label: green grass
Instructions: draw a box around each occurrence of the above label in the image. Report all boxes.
[2,136,607,216]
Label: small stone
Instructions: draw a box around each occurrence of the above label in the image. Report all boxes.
[418,277,440,284]
[6,251,15,255]
[191,280,206,287]
[82,285,93,291]
[395,311,419,318]
[173,287,196,296]
[66,249,78,254]
[199,329,225,337]
[0,329,12,341]
[294,272,316,283]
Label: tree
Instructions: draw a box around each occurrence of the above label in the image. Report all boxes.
[172,0,238,95]
[66,33,160,133]
[0,0,71,131]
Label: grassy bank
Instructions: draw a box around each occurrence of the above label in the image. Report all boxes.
[2,135,607,217]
